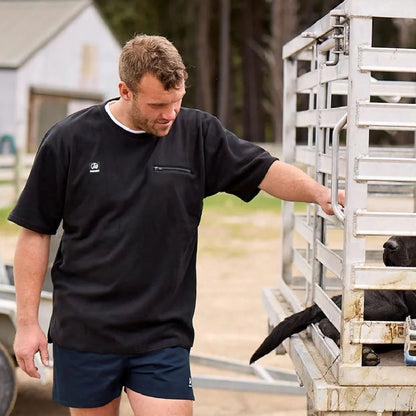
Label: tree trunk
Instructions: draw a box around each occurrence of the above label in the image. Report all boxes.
[217,0,231,124]
[196,0,213,113]
[270,0,298,143]
[241,0,265,142]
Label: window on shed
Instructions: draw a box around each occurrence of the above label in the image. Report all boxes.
[27,89,102,153]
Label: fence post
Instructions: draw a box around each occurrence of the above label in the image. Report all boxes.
[13,148,22,203]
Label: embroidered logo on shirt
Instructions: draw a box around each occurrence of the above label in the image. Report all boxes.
[89,162,100,173]
[188,377,193,388]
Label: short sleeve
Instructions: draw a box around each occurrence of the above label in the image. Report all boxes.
[8,132,68,234]
[202,117,277,202]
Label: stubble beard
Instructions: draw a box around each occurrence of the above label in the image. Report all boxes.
[130,106,173,137]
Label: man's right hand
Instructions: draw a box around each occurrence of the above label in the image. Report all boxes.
[14,324,49,379]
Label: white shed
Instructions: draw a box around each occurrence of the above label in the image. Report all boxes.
[0,0,121,154]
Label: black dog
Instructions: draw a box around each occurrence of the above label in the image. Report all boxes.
[250,236,416,365]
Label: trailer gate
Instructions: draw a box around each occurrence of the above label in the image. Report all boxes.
[263,1,416,414]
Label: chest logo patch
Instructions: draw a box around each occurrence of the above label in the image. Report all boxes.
[89,162,100,173]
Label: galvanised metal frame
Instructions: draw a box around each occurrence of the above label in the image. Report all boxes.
[263,1,416,414]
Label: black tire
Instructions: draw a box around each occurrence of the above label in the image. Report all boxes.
[0,342,16,416]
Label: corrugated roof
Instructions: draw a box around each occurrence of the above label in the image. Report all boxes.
[0,0,91,68]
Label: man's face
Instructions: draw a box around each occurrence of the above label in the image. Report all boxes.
[127,73,186,137]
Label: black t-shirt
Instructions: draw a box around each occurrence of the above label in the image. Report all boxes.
[9,101,277,354]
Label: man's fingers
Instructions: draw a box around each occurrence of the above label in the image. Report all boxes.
[14,325,49,379]
[18,354,40,378]
[338,190,345,206]
[15,356,27,374]
[39,343,49,367]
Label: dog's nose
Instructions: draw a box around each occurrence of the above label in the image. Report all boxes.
[383,239,399,251]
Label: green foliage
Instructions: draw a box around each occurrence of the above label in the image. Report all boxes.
[204,192,306,213]
[204,192,280,213]
[0,206,18,234]
[94,0,197,44]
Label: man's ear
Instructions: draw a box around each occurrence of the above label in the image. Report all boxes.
[118,81,133,101]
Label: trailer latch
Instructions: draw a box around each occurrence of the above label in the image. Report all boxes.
[404,316,416,365]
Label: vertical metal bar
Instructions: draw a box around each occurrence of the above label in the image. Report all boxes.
[305,49,317,304]
[331,113,347,223]
[281,57,298,285]
[414,97,416,213]
[310,47,329,300]
[339,13,372,376]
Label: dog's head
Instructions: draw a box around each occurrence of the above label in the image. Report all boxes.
[383,236,416,267]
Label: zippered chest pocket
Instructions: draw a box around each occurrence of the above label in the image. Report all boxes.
[153,165,193,175]
[151,164,201,221]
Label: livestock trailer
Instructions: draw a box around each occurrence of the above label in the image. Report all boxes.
[262,1,416,414]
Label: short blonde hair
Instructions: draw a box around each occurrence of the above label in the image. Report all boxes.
[119,34,188,92]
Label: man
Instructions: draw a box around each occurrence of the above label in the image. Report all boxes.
[9,35,344,416]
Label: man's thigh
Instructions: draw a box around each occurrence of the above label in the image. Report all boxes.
[70,397,121,416]
[126,389,193,416]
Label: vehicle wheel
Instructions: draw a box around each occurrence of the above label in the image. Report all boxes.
[0,342,16,416]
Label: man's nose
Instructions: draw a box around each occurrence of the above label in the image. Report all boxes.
[162,104,179,120]
[163,105,178,120]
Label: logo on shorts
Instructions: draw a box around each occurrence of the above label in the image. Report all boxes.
[188,377,193,388]
[89,162,100,173]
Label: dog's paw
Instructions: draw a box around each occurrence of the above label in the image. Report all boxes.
[362,346,380,366]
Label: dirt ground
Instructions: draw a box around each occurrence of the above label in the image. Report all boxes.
[2,202,307,416]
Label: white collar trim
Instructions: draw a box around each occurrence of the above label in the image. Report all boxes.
[105,101,146,134]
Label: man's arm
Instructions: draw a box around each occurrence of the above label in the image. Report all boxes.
[259,160,345,215]
[13,227,51,378]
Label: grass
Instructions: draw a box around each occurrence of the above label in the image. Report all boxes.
[203,191,306,213]
[199,192,287,260]
[0,206,18,234]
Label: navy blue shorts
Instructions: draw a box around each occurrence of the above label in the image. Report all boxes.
[52,344,195,408]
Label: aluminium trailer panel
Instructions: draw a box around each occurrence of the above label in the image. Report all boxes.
[265,0,416,414]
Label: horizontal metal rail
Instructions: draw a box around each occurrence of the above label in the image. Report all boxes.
[296,107,347,128]
[357,102,416,130]
[331,79,416,99]
[297,104,416,130]
[345,0,416,18]
[359,46,416,73]
[313,285,341,331]
[315,241,343,277]
[294,215,313,244]
[354,211,416,236]
[293,248,313,284]
[352,266,416,290]
[350,320,404,344]
[190,354,305,395]
[355,157,416,182]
